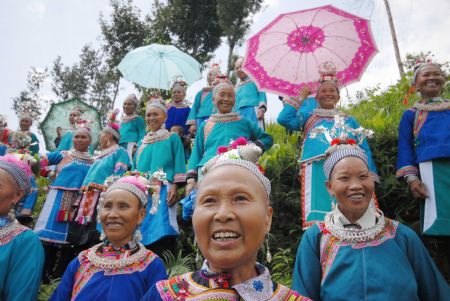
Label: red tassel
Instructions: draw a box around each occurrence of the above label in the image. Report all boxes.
[403,86,416,105]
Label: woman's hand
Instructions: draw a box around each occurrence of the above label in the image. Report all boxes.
[185,181,196,196]
[409,179,428,199]
[257,108,265,120]
[167,183,179,207]
[189,125,197,136]
[299,86,311,100]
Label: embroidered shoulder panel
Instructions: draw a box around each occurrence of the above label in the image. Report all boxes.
[0,223,28,246]
[71,248,157,300]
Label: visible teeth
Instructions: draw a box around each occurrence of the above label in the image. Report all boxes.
[348,194,364,200]
[213,232,239,239]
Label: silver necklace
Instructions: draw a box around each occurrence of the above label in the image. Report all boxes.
[414,99,450,112]
[324,208,386,243]
[313,108,343,117]
[209,112,241,123]
[96,144,119,159]
[86,242,148,270]
[70,149,94,162]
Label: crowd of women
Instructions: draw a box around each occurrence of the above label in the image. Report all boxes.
[0,59,449,300]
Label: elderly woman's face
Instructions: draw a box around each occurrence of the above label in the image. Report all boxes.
[0,169,23,216]
[193,165,272,273]
[69,111,81,124]
[72,131,91,152]
[316,83,339,109]
[99,131,113,150]
[234,59,247,80]
[123,99,137,115]
[326,157,374,221]
[415,65,445,98]
[214,86,235,114]
[100,189,145,247]
[19,118,32,131]
[171,88,185,103]
[146,107,166,132]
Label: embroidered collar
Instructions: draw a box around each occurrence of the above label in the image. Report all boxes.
[96,144,119,160]
[142,128,171,145]
[169,101,189,109]
[101,239,139,254]
[325,207,385,243]
[121,113,138,123]
[0,219,26,244]
[86,242,147,269]
[414,97,450,111]
[237,76,252,88]
[69,149,94,163]
[313,108,344,117]
[332,205,377,229]
[200,261,274,300]
[208,112,241,123]
[202,86,213,93]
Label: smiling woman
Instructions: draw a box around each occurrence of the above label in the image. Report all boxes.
[277,61,379,229]
[50,175,167,301]
[141,145,310,300]
[292,143,450,301]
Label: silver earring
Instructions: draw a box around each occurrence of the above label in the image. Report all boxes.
[100,230,106,241]
[265,234,272,263]
[134,225,143,242]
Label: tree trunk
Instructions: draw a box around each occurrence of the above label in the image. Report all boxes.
[383,0,405,78]
[227,38,236,77]
[111,77,120,109]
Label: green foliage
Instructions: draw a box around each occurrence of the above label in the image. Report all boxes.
[269,248,296,287]
[216,0,263,74]
[99,0,152,85]
[161,250,195,278]
[150,0,223,65]
[38,278,61,301]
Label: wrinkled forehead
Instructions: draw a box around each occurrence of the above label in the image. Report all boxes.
[198,164,269,202]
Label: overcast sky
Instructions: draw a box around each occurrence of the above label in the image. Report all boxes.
[1,0,449,145]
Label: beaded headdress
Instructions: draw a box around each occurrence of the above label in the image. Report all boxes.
[146,98,167,115]
[317,61,339,93]
[0,155,32,196]
[323,143,369,180]
[201,137,271,197]
[171,78,188,94]
[207,63,222,86]
[100,170,168,215]
[212,82,235,99]
[103,108,121,141]
[71,106,84,115]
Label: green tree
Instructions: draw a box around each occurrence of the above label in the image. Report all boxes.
[51,45,116,123]
[99,0,152,105]
[216,0,263,75]
[12,67,49,123]
[150,0,223,65]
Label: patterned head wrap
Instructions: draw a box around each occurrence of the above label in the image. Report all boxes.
[101,175,149,208]
[102,124,120,142]
[124,94,139,107]
[146,99,167,115]
[201,138,270,198]
[0,155,32,196]
[206,159,271,198]
[323,144,369,180]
